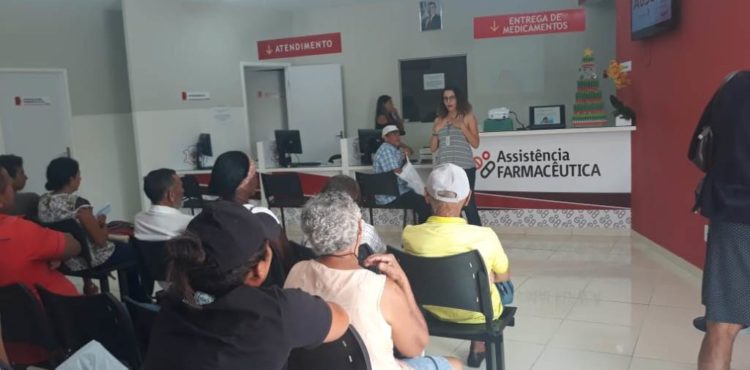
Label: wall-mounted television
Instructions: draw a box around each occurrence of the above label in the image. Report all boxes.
[631,0,679,40]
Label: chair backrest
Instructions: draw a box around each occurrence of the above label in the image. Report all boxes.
[131,238,168,282]
[36,286,142,369]
[388,247,495,328]
[122,297,159,357]
[287,326,371,370]
[261,173,304,202]
[0,284,58,366]
[355,172,400,205]
[181,175,202,199]
[42,219,91,265]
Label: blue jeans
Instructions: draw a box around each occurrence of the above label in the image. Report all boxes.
[401,355,453,370]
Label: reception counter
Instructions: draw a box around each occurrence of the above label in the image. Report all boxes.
[179,126,635,229]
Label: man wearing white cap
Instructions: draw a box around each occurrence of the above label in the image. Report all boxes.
[402,163,510,367]
[372,125,431,223]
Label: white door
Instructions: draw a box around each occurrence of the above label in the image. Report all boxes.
[0,70,73,194]
[285,64,345,164]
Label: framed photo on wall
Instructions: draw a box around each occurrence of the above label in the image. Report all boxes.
[529,105,566,130]
[419,1,443,31]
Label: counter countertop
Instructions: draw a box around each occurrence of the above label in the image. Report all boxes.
[480,126,635,138]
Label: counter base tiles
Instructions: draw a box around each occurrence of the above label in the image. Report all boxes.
[272,208,630,230]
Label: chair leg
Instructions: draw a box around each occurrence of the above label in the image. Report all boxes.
[99,276,110,293]
[496,336,506,370]
[402,209,407,228]
[280,208,286,231]
[485,340,496,370]
[117,270,130,300]
[369,208,374,226]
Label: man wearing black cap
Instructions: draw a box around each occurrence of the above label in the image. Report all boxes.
[143,200,349,370]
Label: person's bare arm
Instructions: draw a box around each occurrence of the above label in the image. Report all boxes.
[377,114,389,126]
[460,114,480,148]
[494,271,510,282]
[365,254,429,357]
[322,302,350,343]
[77,208,108,247]
[430,119,443,153]
[61,234,82,259]
[400,144,414,158]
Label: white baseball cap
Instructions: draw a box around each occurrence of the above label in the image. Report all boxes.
[381,125,400,138]
[426,163,471,203]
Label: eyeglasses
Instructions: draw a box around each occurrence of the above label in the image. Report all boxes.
[443,96,456,101]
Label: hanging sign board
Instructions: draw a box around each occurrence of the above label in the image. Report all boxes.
[257,32,342,60]
[474,9,586,39]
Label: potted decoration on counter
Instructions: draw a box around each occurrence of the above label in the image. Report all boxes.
[571,48,609,128]
[605,59,635,126]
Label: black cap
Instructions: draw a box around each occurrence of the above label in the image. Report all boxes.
[186,200,280,273]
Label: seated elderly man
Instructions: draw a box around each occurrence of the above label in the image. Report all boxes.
[285,192,463,370]
[402,163,510,368]
[372,125,431,224]
[135,168,194,241]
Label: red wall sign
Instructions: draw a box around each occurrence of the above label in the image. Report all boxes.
[474,9,586,39]
[257,32,342,60]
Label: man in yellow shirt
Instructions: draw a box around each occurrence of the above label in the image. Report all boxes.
[402,163,509,367]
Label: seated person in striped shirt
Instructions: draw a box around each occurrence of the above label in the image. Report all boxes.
[372,125,431,224]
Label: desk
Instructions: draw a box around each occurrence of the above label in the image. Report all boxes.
[470,126,635,228]
[179,127,635,229]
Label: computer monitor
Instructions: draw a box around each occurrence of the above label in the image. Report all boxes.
[358,129,383,165]
[275,130,302,167]
[195,133,212,169]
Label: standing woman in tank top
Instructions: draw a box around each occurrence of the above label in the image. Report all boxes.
[431,87,482,226]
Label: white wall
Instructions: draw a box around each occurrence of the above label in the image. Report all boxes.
[73,114,140,222]
[287,0,617,149]
[0,0,140,221]
[122,0,293,209]
[123,0,293,111]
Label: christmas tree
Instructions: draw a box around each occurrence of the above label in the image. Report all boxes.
[571,48,609,128]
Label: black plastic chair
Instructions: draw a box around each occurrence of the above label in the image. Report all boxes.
[261,172,309,230]
[182,175,204,215]
[0,284,60,368]
[388,247,517,370]
[122,297,160,358]
[43,219,134,296]
[131,238,168,297]
[36,285,142,369]
[355,172,411,227]
[287,326,371,370]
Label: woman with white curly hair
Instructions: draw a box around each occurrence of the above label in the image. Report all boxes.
[284,192,462,370]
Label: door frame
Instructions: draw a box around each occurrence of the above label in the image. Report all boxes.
[239,61,292,156]
[0,68,74,155]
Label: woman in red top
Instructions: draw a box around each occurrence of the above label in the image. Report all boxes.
[0,168,80,300]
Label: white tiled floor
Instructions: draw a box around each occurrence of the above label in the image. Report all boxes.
[78,227,750,370]
[395,229,750,370]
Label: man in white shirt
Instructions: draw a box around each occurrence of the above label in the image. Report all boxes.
[135,169,194,241]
